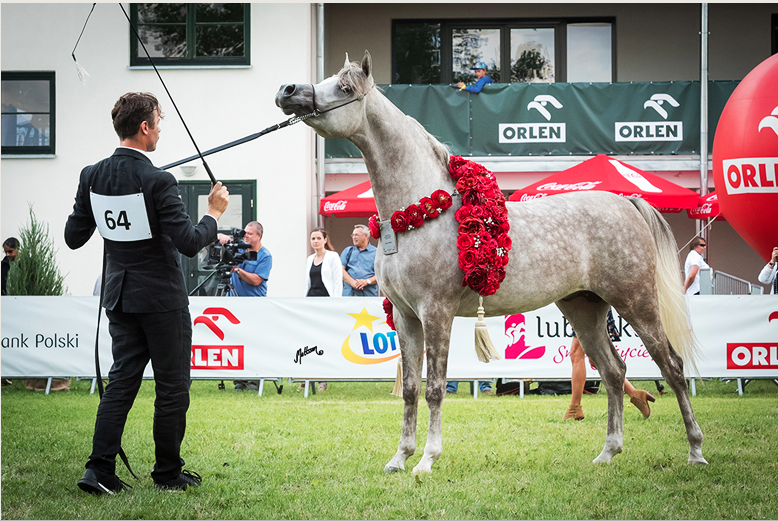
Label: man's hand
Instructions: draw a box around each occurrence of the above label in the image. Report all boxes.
[771,247,778,265]
[207,182,229,220]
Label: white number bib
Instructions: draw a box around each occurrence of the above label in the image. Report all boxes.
[90,192,152,242]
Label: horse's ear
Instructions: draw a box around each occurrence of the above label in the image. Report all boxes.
[362,50,372,79]
[344,52,350,69]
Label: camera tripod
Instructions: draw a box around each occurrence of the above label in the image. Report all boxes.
[189,264,239,296]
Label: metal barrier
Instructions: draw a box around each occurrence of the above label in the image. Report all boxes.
[712,270,764,295]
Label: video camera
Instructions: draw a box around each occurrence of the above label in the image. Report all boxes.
[203,227,257,274]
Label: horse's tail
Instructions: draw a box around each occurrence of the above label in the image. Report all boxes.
[628,197,700,375]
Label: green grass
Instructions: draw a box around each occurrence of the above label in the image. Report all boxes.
[2,378,778,519]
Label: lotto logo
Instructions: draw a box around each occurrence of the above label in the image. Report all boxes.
[726,343,778,370]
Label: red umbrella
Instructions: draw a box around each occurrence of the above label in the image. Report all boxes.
[319,180,377,218]
[687,191,724,220]
[508,154,700,211]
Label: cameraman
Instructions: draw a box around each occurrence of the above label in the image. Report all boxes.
[217,221,272,297]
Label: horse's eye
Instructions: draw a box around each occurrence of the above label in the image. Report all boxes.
[341,85,352,94]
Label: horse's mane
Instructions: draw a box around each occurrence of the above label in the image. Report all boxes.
[338,61,375,98]
[406,116,451,168]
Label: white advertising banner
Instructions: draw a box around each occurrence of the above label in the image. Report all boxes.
[1,296,777,380]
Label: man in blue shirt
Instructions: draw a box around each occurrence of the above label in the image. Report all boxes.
[341,224,377,297]
[457,61,494,93]
[226,221,271,297]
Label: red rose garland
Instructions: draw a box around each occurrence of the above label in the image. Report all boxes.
[375,156,511,329]
[449,155,511,296]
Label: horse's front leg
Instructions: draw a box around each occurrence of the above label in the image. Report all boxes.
[412,311,455,476]
[384,311,424,473]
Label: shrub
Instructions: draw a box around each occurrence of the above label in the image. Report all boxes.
[6,205,66,296]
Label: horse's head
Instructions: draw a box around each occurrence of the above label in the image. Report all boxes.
[276,50,374,139]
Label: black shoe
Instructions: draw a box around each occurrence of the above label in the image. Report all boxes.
[156,469,202,491]
[77,468,130,495]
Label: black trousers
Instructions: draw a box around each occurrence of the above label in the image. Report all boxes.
[87,306,192,483]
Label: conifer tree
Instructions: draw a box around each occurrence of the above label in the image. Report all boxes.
[6,205,66,296]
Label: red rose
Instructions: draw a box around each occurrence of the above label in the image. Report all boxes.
[449,155,468,179]
[463,268,488,293]
[456,233,475,251]
[382,298,395,330]
[497,233,512,251]
[391,210,409,233]
[461,190,482,206]
[458,217,485,235]
[458,249,478,271]
[431,190,453,211]
[418,197,439,219]
[476,248,491,269]
[405,204,425,228]
[454,205,472,222]
[456,174,479,194]
[368,214,381,239]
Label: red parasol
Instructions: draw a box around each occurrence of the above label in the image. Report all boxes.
[687,191,724,220]
[319,180,377,218]
[508,154,700,211]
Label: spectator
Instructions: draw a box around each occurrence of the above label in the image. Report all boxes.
[303,227,342,392]
[456,62,494,93]
[66,92,229,493]
[446,380,492,395]
[757,246,778,294]
[1,237,19,296]
[563,309,654,421]
[220,221,271,392]
[683,237,710,295]
[341,224,377,297]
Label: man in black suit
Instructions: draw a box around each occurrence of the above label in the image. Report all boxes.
[65,92,229,493]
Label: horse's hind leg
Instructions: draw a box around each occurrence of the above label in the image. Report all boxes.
[557,297,625,463]
[412,309,455,476]
[624,313,707,465]
[384,311,424,473]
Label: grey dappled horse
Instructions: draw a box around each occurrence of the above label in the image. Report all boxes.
[276,51,707,475]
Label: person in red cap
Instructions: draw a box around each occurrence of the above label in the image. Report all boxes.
[457,61,494,93]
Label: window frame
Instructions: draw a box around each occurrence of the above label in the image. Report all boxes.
[1,71,56,156]
[129,3,251,67]
[392,17,616,85]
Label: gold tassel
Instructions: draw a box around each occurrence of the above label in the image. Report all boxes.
[474,295,501,363]
[391,355,403,397]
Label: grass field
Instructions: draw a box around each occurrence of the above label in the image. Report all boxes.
[2,377,777,520]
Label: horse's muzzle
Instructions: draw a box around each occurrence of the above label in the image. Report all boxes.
[275,84,315,115]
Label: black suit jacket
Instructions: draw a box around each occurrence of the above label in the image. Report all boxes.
[65,147,217,313]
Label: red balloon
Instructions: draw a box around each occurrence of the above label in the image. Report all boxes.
[712,53,778,262]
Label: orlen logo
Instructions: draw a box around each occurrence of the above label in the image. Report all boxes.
[726,311,778,369]
[722,158,778,195]
[615,93,683,142]
[191,307,244,370]
[758,106,778,137]
[499,95,566,144]
[341,307,400,365]
[504,314,545,360]
[323,200,348,212]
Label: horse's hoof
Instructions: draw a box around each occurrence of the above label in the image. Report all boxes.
[384,465,404,473]
[688,456,708,465]
[412,465,432,478]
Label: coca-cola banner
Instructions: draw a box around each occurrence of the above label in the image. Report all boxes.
[1,296,776,381]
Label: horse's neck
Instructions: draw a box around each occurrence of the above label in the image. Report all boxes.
[351,93,453,220]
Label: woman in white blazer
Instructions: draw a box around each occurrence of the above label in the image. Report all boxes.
[304,228,342,392]
[305,227,343,298]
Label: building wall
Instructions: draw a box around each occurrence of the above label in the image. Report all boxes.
[1,3,315,297]
[324,3,774,82]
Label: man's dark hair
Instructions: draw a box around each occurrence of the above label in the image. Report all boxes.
[3,237,19,249]
[111,92,162,140]
[690,236,705,250]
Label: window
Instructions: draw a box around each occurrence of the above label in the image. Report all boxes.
[130,3,250,66]
[393,18,614,84]
[1,71,55,156]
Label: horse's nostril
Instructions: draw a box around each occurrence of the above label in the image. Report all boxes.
[284,84,296,97]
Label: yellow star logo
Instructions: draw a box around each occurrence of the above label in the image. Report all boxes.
[348,307,381,332]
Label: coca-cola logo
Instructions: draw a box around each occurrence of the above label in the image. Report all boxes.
[518,193,547,202]
[323,200,348,211]
[689,203,715,217]
[536,181,603,191]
